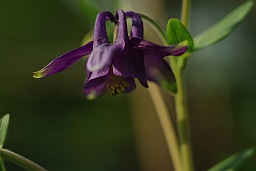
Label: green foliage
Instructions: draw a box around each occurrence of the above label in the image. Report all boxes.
[193,0,254,50]
[78,0,121,18]
[207,147,254,171]
[0,158,6,171]
[166,18,194,51]
[78,0,99,21]
[0,114,10,171]
[0,114,10,148]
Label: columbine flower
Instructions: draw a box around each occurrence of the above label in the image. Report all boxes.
[33,10,187,99]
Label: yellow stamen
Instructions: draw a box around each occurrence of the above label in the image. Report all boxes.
[105,72,129,96]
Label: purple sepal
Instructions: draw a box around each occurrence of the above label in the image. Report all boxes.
[33,41,93,78]
[83,76,107,99]
[131,37,188,57]
[144,54,176,92]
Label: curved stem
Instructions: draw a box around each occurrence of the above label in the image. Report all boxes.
[139,13,168,44]
[141,12,183,171]
[0,148,47,171]
[148,84,182,171]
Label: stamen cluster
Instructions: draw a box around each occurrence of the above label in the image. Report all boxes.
[105,73,129,96]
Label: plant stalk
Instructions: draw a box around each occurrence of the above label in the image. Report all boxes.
[173,56,194,171]
[148,84,182,171]
[181,0,191,28]
[0,148,47,171]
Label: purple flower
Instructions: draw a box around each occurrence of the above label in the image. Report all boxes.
[33,10,187,99]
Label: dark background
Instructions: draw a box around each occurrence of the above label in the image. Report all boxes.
[1,0,256,170]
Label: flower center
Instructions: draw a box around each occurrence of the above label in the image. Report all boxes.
[105,74,129,96]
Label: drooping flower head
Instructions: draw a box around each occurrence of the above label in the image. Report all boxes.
[33,10,188,99]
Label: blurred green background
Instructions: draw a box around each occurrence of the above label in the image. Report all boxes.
[1,0,256,170]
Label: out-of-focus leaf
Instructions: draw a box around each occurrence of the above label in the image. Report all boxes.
[167,18,194,51]
[193,0,254,50]
[78,0,120,18]
[207,147,254,171]
[0,114,10,148]
[78,0,99,21]
[0,158,6,171]
[81,30,93,46]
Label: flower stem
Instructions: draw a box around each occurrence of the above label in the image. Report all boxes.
[139,13,167,44]
[172,54,194,171]
[0,148,47,171]
[181,0,191,27]
[175,0,194,170]
[148,84,182,171]
[140,12,183,171]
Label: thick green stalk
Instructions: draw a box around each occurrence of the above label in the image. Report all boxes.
[174,0,194,170]
[140,3,194,170]
[172,54,194,171]
[0,148,47,171]
[141,13,182,170]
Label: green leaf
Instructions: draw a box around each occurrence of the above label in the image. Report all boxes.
[0,114,10,148]
[78,0,99,21]
[0,158,6,171]
[207,147,254,171]
[78,0,120,18]
[193,0,254,50]
[166,18,194,51]
[81,30,93,46]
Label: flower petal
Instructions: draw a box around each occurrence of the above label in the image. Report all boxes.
[93,11,115,46]
[113,10,148,87]
[86,65,109,81]
[112,49,148,88]
[116,10,130,44]
[125,11,143,38]
[144,54,176,93]
[86,11,116,72]
[131,37,188,57]
[124,78,136,93]
[86,43,117,72]
[33,41,93,78]
[83,76,107,100]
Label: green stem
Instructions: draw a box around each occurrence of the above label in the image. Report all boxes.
[172,54,194,171]
[148,84,182,171]
[139,13,167,44]
[139,7,194,171]
[0,148,47,171]
[171,0,194,170]
[140,12,184,171]
[181,0,191,27]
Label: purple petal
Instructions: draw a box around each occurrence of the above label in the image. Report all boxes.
[123,78,136,93]
[83,76,107,100]
[86,11,117,72]
[144,54,176,92]
[33,41,93,78]
[112,49,148,88]
[131,37,188,57]
[93,11,115,46]
[125,11,143,38]
[113,10,148,87]
[116,10,129,44]
[86,43,117,72]
[86,65,109,81]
